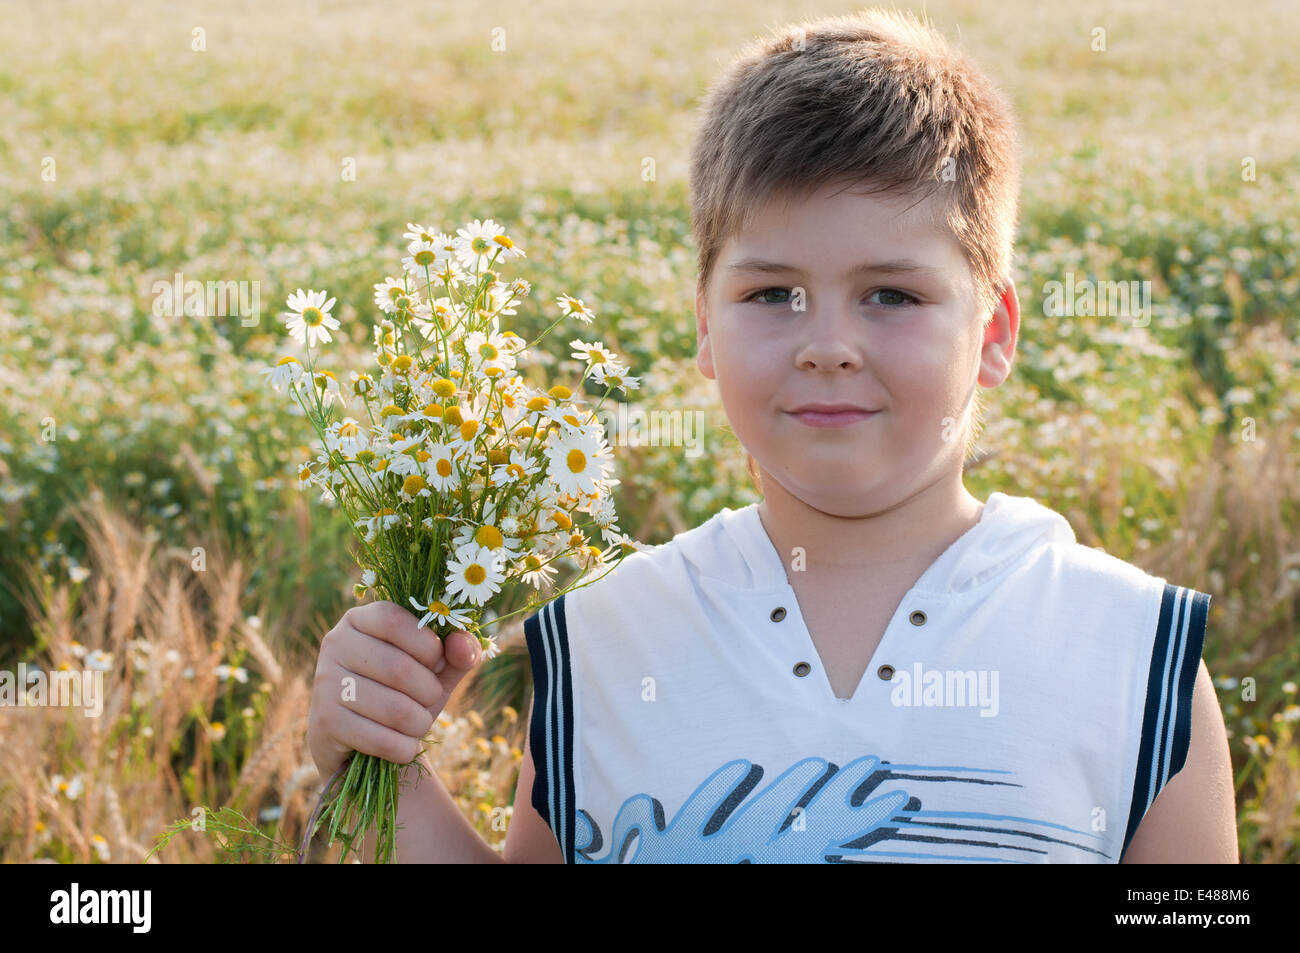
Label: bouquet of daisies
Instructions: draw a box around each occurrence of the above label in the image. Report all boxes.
[264,218,643,863]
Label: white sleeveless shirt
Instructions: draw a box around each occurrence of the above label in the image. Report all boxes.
[523,492,1210,863]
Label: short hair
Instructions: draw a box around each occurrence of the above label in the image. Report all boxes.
[692,7,1017,491]
[689,6,1021,317]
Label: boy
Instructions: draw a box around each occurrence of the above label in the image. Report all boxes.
[517,7,1237,863]
[309,7,1237,863]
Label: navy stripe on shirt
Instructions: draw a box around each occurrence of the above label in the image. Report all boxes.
[1120,583,1211,861]
[523,592,576,864]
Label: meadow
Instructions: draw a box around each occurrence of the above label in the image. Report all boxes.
[1,0,1297,863]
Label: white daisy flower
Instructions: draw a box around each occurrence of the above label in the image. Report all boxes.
[283,289,340,348]
[591,359,640,393]
[444,404,486,455]
[515,551,558,590]
[85,649,113,672]
[451,519,524,562]
[385,445,426,479]
[490,447,542,489]
[569,338,618,372]
[216,664,249,684]
[91,834,110,861]
[454,219,524,272]
[69,640,87,660]
[544,428,614,498]
[403,222,441,247]
[311,368,345,409]
[478,634,502,661]
[407,595,474,632]
[443,543,507,607]
[464,329,517,380]
[361,568,377,588]
[556,294,595,324]
[424,441,463,492]
[373,277,412,314]
[402,240,446,277]
[354,507,401,543]
[408,300,442,340]
[260,355,306,393]
[324,418,368,457]
[50,774,85,800]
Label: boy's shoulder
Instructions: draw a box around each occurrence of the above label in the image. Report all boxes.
[584,504,748,586]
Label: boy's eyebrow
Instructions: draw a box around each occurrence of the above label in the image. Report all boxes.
[724,257,942,278]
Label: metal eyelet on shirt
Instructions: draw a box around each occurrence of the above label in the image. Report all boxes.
[793,661,811,677]
[770,606,787,622]
[909,610,927,626]
[877,664,896,680]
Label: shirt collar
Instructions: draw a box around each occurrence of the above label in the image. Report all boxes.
[704,492,1077,595]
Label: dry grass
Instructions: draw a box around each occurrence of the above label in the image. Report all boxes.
[0,488,523,863]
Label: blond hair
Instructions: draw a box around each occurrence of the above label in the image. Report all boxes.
[691,7,1017,487]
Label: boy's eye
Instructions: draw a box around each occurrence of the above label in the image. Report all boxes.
[744,287,793,305]
[871,288,922,307]
[742,287,921,307]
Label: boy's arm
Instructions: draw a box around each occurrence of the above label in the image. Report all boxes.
[1121,660,1238,863]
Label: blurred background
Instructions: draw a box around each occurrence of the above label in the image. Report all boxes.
[1,0,1296,862]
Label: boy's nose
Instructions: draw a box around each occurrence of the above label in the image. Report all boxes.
[794,308,864,370]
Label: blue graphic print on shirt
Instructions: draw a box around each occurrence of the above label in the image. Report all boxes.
[573,755,1111,863]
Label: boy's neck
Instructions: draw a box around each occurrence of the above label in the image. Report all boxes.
[755,470,985,580]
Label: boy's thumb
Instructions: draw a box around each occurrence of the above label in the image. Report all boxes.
[435,631,481,678]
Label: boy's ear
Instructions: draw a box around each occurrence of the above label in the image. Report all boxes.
[977,278,1019,389]
[695,283,716,380]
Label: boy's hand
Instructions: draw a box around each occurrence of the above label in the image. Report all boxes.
[307,600,481,784]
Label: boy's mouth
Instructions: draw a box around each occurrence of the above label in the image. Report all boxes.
[785,408,880,428]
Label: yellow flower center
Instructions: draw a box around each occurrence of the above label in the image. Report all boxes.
[403,474,426,495]
[566,448,587,473]
[494,235,513,249]
[548,385,572,400]
[465,564,487,585]
[475,525,504,549]
[276,355,299,366]
[436,457,454,477]
[459,419,479,441]
[302,307,323,327]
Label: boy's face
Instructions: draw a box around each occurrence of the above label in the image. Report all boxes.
[695,180,1018,512]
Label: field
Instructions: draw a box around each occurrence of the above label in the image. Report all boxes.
[1,0,1297,863]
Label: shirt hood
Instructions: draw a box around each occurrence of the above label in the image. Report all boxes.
[697,491,1078,596]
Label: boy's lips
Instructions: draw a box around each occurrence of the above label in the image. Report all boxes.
[785,406,880,428]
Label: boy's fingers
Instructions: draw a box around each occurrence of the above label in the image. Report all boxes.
[345,600,444,671]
